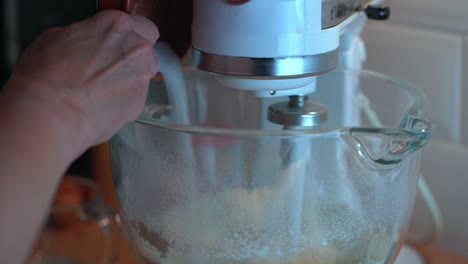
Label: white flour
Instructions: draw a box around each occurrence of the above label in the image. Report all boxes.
[129,167,397,264]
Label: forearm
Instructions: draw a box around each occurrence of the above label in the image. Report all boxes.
[0,11,159,263]
[0,91,84,263]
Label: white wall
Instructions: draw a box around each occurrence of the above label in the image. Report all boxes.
[362,0,468,255]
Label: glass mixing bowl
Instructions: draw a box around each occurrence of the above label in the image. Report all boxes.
[109,68,432,264]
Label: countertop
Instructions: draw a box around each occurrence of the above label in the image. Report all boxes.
[115,237,468,264]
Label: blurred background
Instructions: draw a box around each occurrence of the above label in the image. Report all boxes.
[362,0,468,257]
[1,0,467,263]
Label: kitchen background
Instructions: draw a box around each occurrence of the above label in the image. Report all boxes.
[362,0,468,256]
[1,0,467,259]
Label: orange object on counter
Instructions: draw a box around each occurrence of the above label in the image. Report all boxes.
[90,143,138,264]
[50,176,88,228]
[413,244,468,264]
[53,176,85,206]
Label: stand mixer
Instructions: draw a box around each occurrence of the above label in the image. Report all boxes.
[100,1,432,263]
[190,0,389,128]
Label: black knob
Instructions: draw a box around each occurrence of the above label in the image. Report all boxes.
[365,6,390,20]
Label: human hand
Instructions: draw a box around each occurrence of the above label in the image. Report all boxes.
[1,10,159,159]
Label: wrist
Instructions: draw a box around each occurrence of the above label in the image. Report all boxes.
[1,77,92,163]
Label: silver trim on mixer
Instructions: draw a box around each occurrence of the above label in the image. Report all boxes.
[192,48,339,77]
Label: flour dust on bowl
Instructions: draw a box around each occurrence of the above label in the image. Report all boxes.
[109,68,432,264]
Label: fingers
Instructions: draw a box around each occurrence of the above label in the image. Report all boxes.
[118,14,160,78]
[150,47,160,75]
[91,10,159,44]
[72,10,160,86]
[86,10,160,77]
[135,39,160,81]
[129,15,160,44]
